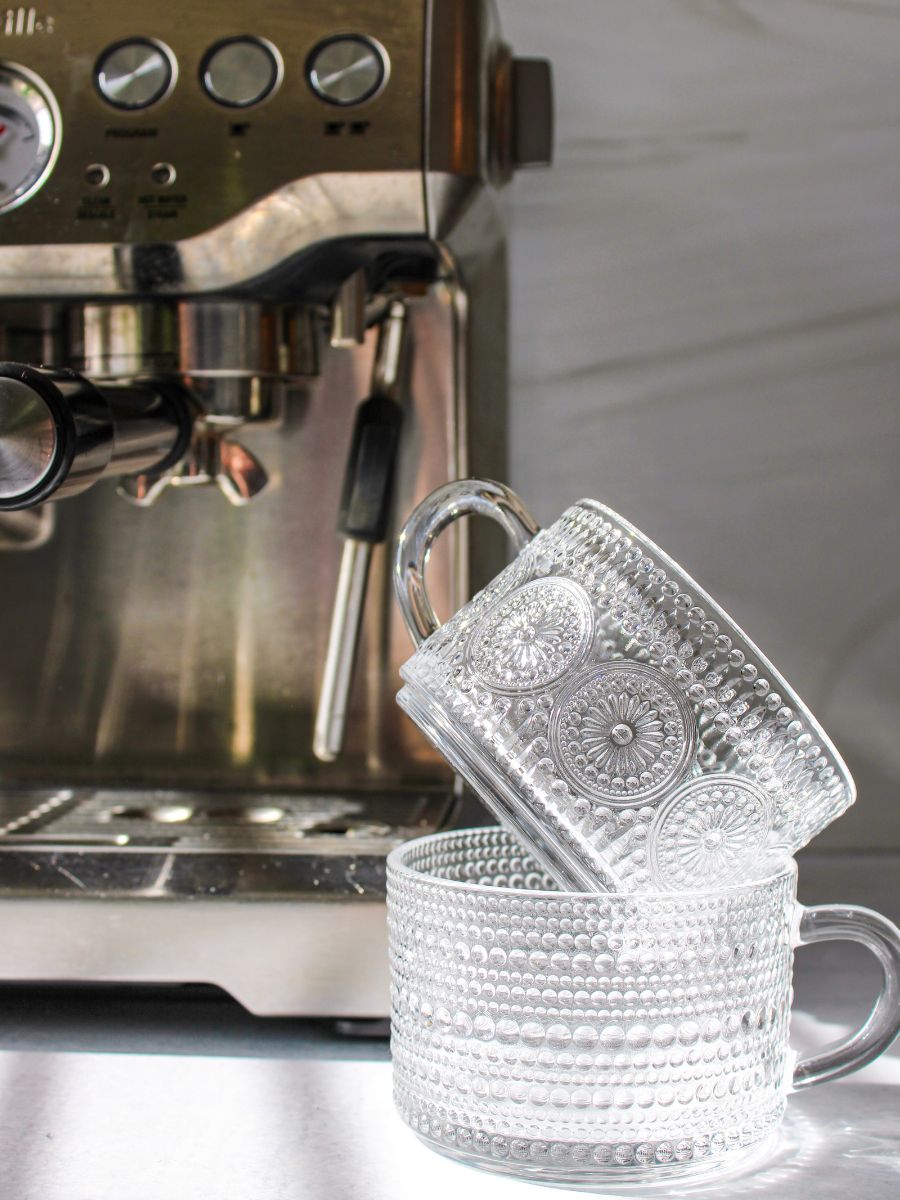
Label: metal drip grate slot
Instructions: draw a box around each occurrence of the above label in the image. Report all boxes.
[0,789,452,853]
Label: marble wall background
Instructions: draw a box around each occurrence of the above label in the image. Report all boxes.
[497,0,899,851]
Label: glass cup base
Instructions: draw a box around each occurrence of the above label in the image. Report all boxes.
[406,1113,782,1189]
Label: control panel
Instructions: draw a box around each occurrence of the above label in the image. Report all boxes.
[0,0,429,244]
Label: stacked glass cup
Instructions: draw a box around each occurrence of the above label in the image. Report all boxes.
[389,480,900,1186]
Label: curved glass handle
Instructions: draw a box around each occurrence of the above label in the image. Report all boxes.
[793,903,900,1089]
[393,478,540,646]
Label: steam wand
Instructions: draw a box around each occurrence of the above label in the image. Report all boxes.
[313,300,408,763]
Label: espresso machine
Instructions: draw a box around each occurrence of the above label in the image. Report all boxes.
[0,1,551,1015]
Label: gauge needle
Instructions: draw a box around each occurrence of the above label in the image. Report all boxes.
[0,125,6,138]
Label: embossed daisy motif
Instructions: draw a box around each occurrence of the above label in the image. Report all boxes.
[650,776,770,889]
[551,661,696,806]
[467,578,593,692]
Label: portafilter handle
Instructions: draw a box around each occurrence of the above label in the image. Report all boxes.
[0,363,193,510]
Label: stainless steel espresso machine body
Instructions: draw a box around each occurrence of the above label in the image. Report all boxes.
[0,1,551,1013]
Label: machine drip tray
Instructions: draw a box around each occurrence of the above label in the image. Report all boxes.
[0,787,458,902]
[0,787,456,1015]
[0,787,452,848]
[0,786,455,896]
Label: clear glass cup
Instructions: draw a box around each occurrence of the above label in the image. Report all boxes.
[394,479,855,892]
[387,826,900,1186]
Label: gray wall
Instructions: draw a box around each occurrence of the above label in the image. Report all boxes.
[498,1,899,852]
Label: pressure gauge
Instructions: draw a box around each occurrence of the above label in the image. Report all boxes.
[0,62,61,214]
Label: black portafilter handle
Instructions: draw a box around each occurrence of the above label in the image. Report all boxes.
[0,362,193,511]
[337,392,404,543]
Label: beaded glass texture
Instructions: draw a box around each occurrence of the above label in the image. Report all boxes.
[388,827,797,1184]
[398,498,854,892]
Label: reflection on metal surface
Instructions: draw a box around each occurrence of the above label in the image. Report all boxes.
[0,63,62,214]
[0,785,451,1015]
[330,269,368,348]
[94,39,176,111]
[0,506,55,549]
[0,0,430,248]
[0,365,193,510]
[0,292,463,790]
[315,540,374,762]
[315,301,410,763]
[73,303,178,378]
[119,430,269,507]
[0,787,447,854]
[0,173,428,296]
[307,36,389,107]
[0,0,538,1013]
[200,36,283,109]
[0,377,58,499]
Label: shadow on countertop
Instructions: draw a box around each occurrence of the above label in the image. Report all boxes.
[0,981,391,1060]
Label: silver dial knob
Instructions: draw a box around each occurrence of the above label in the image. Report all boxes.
[0,376,59,501]
[201,36,282,108]
[95,39,176,111]
[0,62,61,213]
[307,36,388,107]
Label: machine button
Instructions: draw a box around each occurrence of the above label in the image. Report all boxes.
[84,163,110,188]
[95,39,176,111]
[200,36,282,108]
[150,162,176,186]
[306,35,387,106]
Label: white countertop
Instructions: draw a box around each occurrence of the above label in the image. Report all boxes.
[0,939,895,1200]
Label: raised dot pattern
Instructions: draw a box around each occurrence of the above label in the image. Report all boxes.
[398,503,853,891]
[388,828,794,1179]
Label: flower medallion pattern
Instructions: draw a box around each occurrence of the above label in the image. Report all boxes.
[398,492,855,892]
[551,661,696,806]
[467,578,593,692]
[650,776,770,889]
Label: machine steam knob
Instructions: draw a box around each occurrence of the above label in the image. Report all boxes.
[510,58,554,169]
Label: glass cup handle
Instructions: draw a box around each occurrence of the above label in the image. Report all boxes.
[793,903,900,1089]
[393,478,540,646]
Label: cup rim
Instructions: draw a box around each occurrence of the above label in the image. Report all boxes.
[387,826,799,903]
[573,498,854,808]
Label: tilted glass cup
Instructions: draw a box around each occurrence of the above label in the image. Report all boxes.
[394,480,855,892]
[387,827,900,1186]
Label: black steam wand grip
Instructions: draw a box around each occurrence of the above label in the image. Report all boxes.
[337,392,404,543]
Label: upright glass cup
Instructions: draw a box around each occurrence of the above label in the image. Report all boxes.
[388,827,900,1186]
[394,480,855,892]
